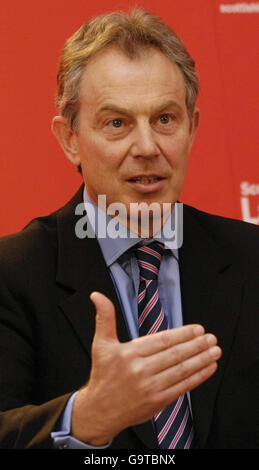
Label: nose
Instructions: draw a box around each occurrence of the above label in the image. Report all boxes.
[129,121,160,159]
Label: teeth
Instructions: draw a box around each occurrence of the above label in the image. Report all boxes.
[132,177,161,184]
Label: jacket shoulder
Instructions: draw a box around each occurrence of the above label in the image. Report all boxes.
[183,204,259,260]
[0,213,61,303]
[0,214,58,267]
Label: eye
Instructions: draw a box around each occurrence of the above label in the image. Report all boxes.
[102,117,130,139]
[159,114,171,124]
[152,113,177,134]
[111,119,123,128]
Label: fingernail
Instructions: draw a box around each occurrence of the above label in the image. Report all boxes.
[206,334,217,346]
[209,346,221,358]
[193,325,204,336]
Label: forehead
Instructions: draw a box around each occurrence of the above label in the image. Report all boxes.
[79,46,187,113]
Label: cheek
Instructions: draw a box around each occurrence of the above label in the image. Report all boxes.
[83,135,126,171]
[164,148,188,171]
[165,134,192,166]
[80,146,124,191]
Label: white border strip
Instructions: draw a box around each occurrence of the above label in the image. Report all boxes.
[220,2,259,13]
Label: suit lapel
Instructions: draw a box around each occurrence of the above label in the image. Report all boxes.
[55,186,158,448]
[56,185,129,354]
[179,206,244,448]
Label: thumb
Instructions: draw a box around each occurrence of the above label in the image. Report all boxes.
[90,291,118,342]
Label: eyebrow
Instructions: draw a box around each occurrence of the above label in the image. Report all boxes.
[152,100,183,115]
[98,99,183,116]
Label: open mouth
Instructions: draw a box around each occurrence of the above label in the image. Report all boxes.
[128,176,163,184]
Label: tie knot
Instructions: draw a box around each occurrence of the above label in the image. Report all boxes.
[135,241,164,280]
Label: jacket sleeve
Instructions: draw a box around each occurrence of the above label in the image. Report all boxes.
[0,394,72,449]
[0,230,73,449]
[0,292,73,448]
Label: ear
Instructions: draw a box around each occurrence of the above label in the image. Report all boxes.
[51,116,81,166]
[189,107,200,149]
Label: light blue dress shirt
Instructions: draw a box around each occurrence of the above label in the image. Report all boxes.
[52,189,184,448]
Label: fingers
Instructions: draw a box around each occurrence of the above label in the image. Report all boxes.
[156,361,219,409]
[145,333,218,375]
[131,324,205,356]
[152,341,222,392]
[90,291,118,342]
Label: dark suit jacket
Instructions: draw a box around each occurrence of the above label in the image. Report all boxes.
[0,185,259,449]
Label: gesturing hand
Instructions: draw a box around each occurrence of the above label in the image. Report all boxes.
[71,292,221,446]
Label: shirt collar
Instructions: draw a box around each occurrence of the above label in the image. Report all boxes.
[83,187,179,266]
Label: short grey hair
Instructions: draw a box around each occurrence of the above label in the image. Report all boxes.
[55,8,200,130]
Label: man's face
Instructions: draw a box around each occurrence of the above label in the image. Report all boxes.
[73,47,199,224]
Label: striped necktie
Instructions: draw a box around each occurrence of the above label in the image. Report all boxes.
[135,241,194,449]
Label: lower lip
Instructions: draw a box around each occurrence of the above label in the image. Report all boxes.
[127,179,166,194]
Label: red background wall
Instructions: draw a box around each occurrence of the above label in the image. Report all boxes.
[1,0,258,236]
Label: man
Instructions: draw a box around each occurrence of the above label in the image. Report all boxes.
[0,9,258,449]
